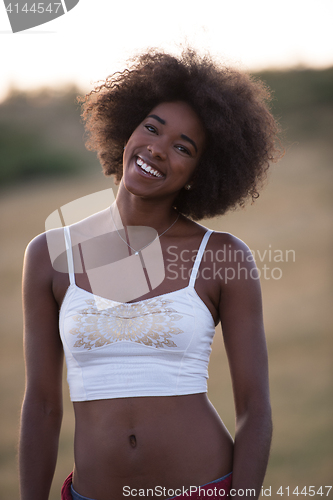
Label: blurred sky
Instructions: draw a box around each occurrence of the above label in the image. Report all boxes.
[1,0,333,101]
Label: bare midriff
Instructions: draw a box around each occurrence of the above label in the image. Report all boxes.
[72,393,233,500]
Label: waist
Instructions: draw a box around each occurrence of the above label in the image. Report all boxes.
[72,394,234,494]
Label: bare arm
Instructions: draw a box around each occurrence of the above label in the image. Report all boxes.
[19,233,64,500]
[219,235,272,500]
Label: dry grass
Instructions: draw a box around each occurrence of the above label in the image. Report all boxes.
[0,139,332,498]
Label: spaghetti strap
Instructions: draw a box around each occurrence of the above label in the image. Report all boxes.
[63,226,75,286]
[189,230,213,287]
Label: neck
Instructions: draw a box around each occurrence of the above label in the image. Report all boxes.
[115,182,179,230]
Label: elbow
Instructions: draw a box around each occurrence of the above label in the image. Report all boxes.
[22,391,63,424]
[236,397,272,435]
[42,402,63,421]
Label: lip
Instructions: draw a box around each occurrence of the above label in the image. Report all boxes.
[134,155,165,179]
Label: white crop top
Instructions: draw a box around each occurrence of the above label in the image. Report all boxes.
[59,226,216,401]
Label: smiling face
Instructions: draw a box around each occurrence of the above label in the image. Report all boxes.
[122,101,206,203]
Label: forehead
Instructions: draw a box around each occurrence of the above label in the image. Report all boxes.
[146,101,205,142]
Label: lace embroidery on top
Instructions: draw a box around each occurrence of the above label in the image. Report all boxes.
[70,296,184,350]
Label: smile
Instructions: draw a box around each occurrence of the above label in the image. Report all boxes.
[136,157,164,178]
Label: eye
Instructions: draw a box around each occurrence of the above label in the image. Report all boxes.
[176,145,191,155]
[144,124,157,134]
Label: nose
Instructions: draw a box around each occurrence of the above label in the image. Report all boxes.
[147,140,167,160]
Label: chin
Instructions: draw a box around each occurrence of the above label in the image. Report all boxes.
[122,178,150,198]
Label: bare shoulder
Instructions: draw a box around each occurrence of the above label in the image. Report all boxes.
[25,205,111,274]
[25,228,64,256]
[24,228,65,281]
[209,230,251,252]
[207,230,256,270]
[25,231,48,257]
[24,232,51,276]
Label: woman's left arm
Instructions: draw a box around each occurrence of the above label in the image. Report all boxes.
[218,235,272,500]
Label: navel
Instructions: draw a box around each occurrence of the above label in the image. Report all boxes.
[129,434,137,448]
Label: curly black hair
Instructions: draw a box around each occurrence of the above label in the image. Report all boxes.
[79,49,283,220]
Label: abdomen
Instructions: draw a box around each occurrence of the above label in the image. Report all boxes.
[72,393,233,499]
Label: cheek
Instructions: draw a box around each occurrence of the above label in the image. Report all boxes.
[183,159,199,179]
[123,135,138,163]
[124,130,145,157]
[171,165,197,189]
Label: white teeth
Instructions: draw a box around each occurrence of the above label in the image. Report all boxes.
[136,157,163,178]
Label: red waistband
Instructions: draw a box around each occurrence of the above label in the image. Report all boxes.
[61,472,73,500]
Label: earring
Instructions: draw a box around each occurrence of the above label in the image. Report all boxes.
[185,184,192,190]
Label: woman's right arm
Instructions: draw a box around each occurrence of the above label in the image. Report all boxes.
[19,233,64,500]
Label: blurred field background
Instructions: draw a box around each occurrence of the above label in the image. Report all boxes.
[0,68,332,498]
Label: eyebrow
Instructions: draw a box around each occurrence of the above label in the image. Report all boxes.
[147,114,198,153]
[181,134,198,153]
[147,114,166,125]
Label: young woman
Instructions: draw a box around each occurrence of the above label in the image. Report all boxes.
[19,49,282,500]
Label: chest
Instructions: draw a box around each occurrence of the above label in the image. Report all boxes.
[53,232,221,325]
